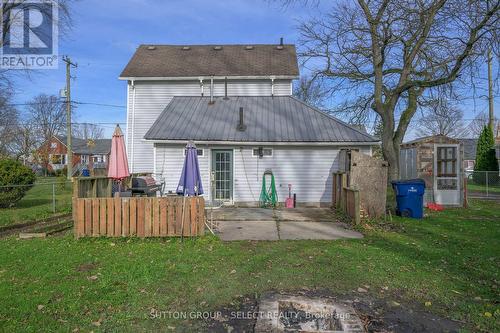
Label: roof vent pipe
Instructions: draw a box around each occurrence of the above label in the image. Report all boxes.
[209,76,214,104]
[223,77,229,100]
[237,107,247,132]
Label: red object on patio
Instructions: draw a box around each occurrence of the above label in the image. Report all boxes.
[108,124,130,180]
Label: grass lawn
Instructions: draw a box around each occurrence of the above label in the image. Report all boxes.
[0,201,498,332]
[0,177,72,227]
[468,183,500,194]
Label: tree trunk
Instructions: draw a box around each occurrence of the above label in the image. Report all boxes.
[379,111,401,183]
[382,135,400,182]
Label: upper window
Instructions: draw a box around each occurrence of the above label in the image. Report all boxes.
[183,149,204,157]
[252,148,273,157]
[50,142,57,149]
[436,147,457,177]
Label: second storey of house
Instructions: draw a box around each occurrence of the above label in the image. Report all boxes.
[119,43,300,173]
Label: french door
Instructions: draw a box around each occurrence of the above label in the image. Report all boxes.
[211,150,233,202]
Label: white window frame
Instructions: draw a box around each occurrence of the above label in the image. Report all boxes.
[183,148,204,157]
[252,147,273,157]
[50,154,66,165]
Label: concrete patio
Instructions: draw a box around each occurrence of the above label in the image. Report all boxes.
[209,208,363,241]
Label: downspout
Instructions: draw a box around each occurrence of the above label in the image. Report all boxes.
[223,76,229,100]
[153,145,157,179]
[270,76,275,97]
[209,76,214,104]
[130,80,136,173]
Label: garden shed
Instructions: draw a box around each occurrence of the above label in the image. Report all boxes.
[400,135,464,206]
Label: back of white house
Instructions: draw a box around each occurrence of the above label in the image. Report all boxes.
[120,43,378,205]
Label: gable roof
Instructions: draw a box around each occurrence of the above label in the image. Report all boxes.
[120,44,299,79]
[402,134,460,146]
[144,96,378,143]
[56,136,111,155]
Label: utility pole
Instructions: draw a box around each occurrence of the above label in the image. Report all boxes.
[487,48,495,132]
[62,56,77,180]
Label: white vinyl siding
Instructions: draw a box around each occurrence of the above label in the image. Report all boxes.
[153,144,210,196]
[126,79,293,173]
[154,144,371,205]
[127,81,201,173]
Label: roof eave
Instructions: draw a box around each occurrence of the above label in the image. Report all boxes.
[143,139,380,146]
[118,75,299,81]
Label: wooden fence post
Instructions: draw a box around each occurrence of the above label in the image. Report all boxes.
[353,189,360,225]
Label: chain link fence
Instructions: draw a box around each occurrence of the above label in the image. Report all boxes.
[0,178,73,226]
[465,170,500,202]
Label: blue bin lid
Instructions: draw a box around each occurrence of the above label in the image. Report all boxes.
[391,179,426,187]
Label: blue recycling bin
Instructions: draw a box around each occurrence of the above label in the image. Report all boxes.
[81,168,90,177]
[391,179,426,219]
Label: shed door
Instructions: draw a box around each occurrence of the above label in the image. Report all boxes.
[434,145,460,205]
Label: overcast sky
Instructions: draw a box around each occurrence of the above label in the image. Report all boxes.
[12,0,498,138]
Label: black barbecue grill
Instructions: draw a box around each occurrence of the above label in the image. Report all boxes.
[131,176,161,197]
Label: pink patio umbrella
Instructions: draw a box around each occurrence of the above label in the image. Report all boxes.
[108,125,130,192]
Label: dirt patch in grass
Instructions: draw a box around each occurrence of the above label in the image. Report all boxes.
[76,263,98,272]
[202,289,463,333]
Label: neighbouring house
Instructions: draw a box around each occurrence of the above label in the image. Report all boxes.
[400,135,464,206]
[458,131,500,173]
[458,138,478,173]
[39,135,111,175]
[120,43,379,206]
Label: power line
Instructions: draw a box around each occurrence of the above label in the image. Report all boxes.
[5,101,126,108]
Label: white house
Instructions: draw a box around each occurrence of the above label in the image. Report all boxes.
[120,43,379,206]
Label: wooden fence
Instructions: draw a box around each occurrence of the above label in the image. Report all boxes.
[73,177,113,198]
[332,172,360,225]
[73,197,205,238]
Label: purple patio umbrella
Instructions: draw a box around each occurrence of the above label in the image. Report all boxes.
[176,141,204,196]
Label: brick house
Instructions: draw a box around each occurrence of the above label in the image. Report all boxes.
[38,135,111,175]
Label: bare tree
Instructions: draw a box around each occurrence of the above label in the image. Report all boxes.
[293,75,328,108]
[11,121,39,164]
[25,94,66,170]
[74,123,105,141]
[416,98,467,138]
[0,91,19,158]
[467,111,499,138]
[26,94,66,141]
[296,0,499,180]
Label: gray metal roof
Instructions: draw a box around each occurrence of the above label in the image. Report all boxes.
[56,136,111,155]
[458,139,477,160]
[120,44,299,78]
[144,96,378,143]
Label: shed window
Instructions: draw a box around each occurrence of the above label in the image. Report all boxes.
[252,148,273,157]
[436,147,457,177]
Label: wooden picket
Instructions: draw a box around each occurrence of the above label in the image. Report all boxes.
[73,197,205,238]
